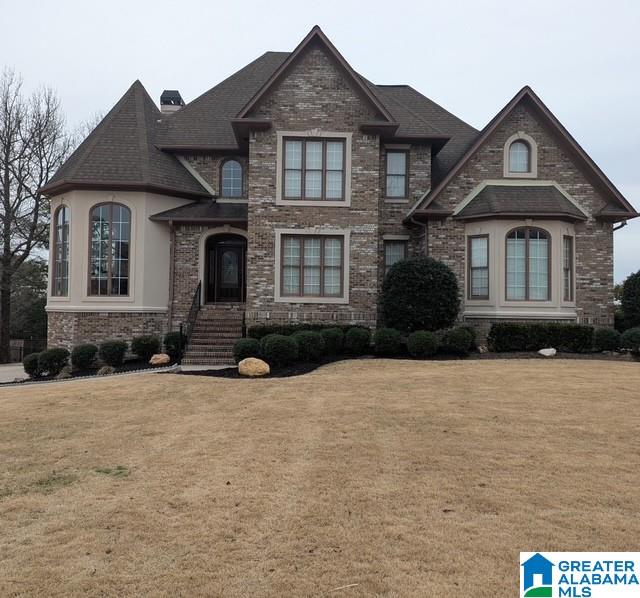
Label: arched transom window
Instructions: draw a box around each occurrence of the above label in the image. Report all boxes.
[52,205,70,296]
[89,203,130,296]
[221,159,243,198]
[506,227,550,301]
[508,140,531,173]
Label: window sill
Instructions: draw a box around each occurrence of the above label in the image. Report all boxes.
[274,295,348,305]
[503,172,537,179]
[384,197,409,204]
[275,198,350,208]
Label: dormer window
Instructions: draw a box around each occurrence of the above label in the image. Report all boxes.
[503,133,537,178]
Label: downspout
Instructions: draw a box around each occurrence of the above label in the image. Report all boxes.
[613,220,627,232]
[167,220,175,330]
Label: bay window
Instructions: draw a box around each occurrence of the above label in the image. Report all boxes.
[506,227,550,301]
[89,203,131,296]
[52,205,70,296]
[468,235,489,299]
[563,236,574,301]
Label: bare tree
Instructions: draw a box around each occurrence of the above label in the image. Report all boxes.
[0,69,71,362]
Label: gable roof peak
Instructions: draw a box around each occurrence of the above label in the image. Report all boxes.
[235,26,395,123]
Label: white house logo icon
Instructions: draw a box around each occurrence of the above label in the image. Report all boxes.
[521,553,554,597]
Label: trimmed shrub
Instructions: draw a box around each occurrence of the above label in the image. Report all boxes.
[593,328,622,352]
[373,328,403,356]
[621,271,640,330]
[38,348,70,376]
[292,330,326,361]
[344,327,371,356]
[23,352,42,378]
[164,331,186,362]
[488,322,594,353]
[261,334,298,368]
[99,340,128,367]
[233,337,261,363]
[131,335,161,361]
[487,323,529,352]
[248,322,367,340]
[320,327,344,355]
[71,343,98,370]
[381,257,459,332]
[407,331,438,358]
[458,324,477,350]
[439,327,473,356]
[621,326,640,354]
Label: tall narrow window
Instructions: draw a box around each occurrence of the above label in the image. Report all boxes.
[384,240,407,275]
[508,140,531,173]
[468,235,489,299]
[563,236,574,301]
[221,159,243,197]
[283,138,345,201]
[506,227,550,301]
[281,235,344,297]
[89,203,130,296]
[52,205,70,296]
[386,151,408,198]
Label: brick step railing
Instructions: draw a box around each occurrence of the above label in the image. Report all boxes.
[182,303,245,366]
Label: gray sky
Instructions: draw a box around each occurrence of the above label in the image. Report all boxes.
[2,0,638,282]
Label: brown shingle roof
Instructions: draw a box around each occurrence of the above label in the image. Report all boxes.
[41,81,210,199]
[149,201,248,223]
[454,185,588,221]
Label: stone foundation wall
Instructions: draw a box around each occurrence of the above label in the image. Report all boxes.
[47,311,168,350]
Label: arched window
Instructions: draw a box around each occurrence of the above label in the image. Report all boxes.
[508,140,531,173]
[89,203,130,296]
[506,227,550,301]
[220,159,243,198]
[52,205,70,296]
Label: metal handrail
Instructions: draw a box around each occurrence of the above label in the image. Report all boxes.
[180,281,201,363]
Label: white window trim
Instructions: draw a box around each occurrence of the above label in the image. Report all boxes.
[274,228,350,304]
[503,131,538,178]
[275,130,352,207]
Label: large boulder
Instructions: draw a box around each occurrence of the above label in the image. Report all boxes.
[238,357,270,377]
[149,353,171,366]
[538,348,557,357]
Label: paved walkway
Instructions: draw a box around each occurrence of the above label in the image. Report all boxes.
[0,363,27,383]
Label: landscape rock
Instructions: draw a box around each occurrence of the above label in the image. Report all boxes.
[538,348,557,357]
[149,353,171,366]
[97,365,116,376]
[478,345,489,354]
[238,357,270,377]
[55,370,73,380]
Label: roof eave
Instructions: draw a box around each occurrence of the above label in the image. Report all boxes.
[452,211,588,222]
[39,180,212,200]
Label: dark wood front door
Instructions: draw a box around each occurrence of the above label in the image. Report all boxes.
[205,235,246,303]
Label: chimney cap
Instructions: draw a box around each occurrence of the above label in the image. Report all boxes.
[160,90,184,106]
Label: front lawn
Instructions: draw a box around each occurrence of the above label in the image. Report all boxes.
[1,360,639,596]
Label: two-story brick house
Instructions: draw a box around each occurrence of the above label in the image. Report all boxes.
[42,26,638,363]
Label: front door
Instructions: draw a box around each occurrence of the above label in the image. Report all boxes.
[205,235,246,303]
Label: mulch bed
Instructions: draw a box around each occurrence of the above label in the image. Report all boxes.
[177,350,638,379]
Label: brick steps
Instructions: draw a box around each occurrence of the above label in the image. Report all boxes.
[182,303,244,365]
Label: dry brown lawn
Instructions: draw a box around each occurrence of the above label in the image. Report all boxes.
[1,360,639,597]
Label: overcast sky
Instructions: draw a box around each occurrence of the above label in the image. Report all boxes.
[2,0,638,281]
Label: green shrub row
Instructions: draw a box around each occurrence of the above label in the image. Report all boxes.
[487,322,618,353]
[234,326,372,367]
[22,332,180,379]
[247,322,368,340]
